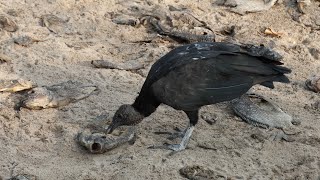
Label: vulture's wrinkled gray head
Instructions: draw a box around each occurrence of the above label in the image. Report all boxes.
[106,104,144,134]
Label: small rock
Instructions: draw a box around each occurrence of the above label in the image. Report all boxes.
[306,75,320,93]
[14,36,36,47]
[311,100,320,109]
[40,14,69,34]
[308,48,319,59]
[201,111,217,125]
[297,0,311,14]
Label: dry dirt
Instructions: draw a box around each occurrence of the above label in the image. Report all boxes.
[0,0,320,179]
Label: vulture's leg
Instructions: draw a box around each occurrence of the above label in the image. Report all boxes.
[154,126,187,140]
[150,110,199,152]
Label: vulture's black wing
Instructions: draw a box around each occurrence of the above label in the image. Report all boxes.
[142,42,287,90]
[148,43,291,110]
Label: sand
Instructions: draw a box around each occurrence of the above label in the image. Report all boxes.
[0,0,320,179]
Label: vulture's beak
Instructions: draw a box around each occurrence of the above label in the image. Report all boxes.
[105,122,118,134]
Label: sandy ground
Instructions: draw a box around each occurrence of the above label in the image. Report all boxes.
[0,0,320,179]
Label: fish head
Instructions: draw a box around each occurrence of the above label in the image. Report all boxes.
[22,87,52,109]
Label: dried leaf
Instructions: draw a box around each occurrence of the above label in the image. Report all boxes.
[297,0,311,14]
[0,53,12,63]
[0,14,18,32]
[264,28,283,38]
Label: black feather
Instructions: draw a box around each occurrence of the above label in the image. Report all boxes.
[260,81,275,89]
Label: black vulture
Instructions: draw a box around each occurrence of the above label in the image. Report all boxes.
[106,42,291,151]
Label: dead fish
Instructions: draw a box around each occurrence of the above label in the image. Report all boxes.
[231,93,293,129]
[111,7,215,43]
[0,14,18,32]
[0,79,36,92]
[149,17,215,43]
[22,81,99,109]
[221,0,278,15]
[231,93,300,141]
[306,75,320,93]
[77,126,135,153]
